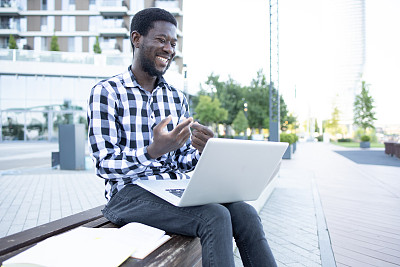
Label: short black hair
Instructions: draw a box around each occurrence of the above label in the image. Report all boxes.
[130,8,177,38]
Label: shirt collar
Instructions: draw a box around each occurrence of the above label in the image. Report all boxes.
[122,66,171,91]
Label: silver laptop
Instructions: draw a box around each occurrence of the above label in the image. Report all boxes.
[137,138,288,207]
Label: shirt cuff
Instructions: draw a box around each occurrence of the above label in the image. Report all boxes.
[135,146,154,166]
[195,149,201,159]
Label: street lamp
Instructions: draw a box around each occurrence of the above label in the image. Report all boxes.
[244,101,248,139]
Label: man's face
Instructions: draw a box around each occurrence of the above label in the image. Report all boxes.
[138,21,177,77]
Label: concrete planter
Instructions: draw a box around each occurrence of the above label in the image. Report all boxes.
[360,141,370,148]
[283,144,292,159]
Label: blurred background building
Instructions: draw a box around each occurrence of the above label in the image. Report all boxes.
[0,0,184,142]
[324,0,366,135]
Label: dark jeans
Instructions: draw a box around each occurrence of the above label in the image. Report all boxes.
[102,185,277,267]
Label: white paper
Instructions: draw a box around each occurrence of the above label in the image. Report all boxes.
[3,223,170,267]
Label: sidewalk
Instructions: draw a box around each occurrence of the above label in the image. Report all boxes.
[0,142,399,266]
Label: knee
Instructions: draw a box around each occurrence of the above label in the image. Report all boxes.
[198,204,232,236]
[227,202,263,235]
[228,202,259,223]
[206,204,232,226]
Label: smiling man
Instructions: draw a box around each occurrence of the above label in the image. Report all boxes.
[87,8,277,267]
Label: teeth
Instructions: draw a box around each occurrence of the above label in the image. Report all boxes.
[157,56,168,63]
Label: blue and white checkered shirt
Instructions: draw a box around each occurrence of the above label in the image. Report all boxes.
[88,66,200,200]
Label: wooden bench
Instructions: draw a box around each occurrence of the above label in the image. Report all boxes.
[0,205,202,266]
[384,142,395,156]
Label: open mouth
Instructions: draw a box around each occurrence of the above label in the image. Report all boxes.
[156,56,169,65]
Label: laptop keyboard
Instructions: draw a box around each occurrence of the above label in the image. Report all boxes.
[165,188,185,198]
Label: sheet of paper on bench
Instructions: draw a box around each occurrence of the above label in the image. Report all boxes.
[2,223,171,267]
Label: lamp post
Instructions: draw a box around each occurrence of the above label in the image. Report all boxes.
[183,64,189,104]
[244,101,248,139]
[269,0,280,142]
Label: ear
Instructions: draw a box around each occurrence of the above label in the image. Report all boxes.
[131,31,141,49]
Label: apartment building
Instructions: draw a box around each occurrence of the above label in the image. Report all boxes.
[0,0,185,142]
[0,0,184,71]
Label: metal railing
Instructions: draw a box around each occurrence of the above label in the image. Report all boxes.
[0,48,131,66]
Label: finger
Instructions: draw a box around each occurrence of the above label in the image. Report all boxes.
[191,137,205,152]
[154,115,172,132]
[191,134,206,149]
[191,122,214,137]
[178,132,191,147]
[176,126,191,143]
[172,117,193,134]
[192,129,210,144]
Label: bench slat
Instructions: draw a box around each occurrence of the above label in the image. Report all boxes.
[121,235,202,267]
[0,205,202,266]
[0,205,104,257]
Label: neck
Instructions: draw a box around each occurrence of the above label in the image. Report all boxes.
[130,64,157,93]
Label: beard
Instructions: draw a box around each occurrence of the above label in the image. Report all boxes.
[140,45,171,77]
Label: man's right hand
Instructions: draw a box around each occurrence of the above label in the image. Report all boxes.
[147,116,193,159]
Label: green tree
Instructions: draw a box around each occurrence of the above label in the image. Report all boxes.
[245,70,288,133]
[232,110,248,135]
[93,36,102,54]
[194,95,228,127]
[353,81,377,135]
[8,35,18,49]
[314,119,320,133]
[326,106,341,137]
[205,74,244,125]
[50,35,60,51]
[245,70,269,132]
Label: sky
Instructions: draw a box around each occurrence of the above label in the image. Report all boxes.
[182,0,400,127]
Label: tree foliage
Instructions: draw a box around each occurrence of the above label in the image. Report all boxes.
[192,70,291,137]
[194,95,228,126]
[232,110,248,135]
[245,70,269,131]
[50,35,60,51]
[205,74,243,125]
[353,81,377,134]
[325,106,341,136]
[8,35,18,49]
[93,36,102,54]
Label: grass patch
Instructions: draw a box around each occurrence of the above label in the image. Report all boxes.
[332,142,384,148]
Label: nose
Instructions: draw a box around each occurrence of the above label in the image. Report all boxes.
[163,42,175,55]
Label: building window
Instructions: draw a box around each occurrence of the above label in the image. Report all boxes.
[0,16,10,29]
[69,0,75,10]
[89,0,96,10]
[61,16,75,32]
[41,0,47,10]
[41,37,48,51]
[40,16,48,32]
[68,37,75,52]
[0,37,8,49]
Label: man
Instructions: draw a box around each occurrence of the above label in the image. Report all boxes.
[88,8,277,267]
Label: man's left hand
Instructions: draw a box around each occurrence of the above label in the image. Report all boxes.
[190,122,214,153]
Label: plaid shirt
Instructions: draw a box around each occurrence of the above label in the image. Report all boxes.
[88,66,200,200]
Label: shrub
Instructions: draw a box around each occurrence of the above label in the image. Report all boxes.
[291,134,299,143]
[280,133,295,144]
[93,36,102,54]
[8,34,18,49]
[361,135,371,142]
[317,135,323,142]
[338,138,352,142]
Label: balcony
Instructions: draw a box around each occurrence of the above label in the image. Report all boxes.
[99,27,128,37]
[0,21,19,36]
[0,0,21,16]
[99,0,128,16]
[154,0,182,16]
[99,20,129,37]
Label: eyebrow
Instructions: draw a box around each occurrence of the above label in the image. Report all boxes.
[156,34,178,42]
